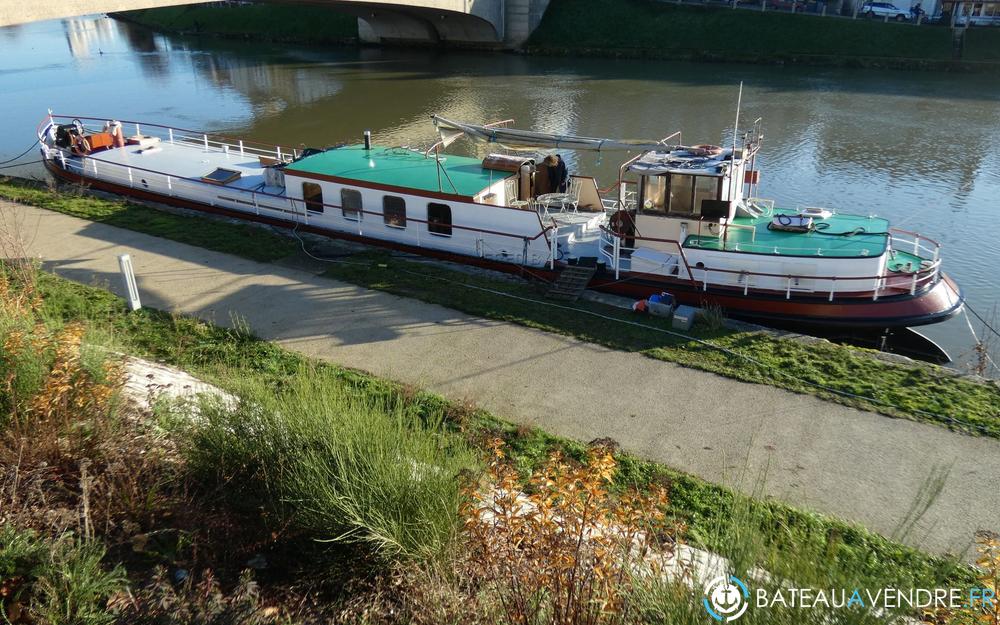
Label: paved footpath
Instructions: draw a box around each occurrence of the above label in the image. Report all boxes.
[5,203,999,556]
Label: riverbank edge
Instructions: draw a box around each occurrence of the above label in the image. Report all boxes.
[110,4,1000,73]
[521,44,1000,73]
[2,176,997,440]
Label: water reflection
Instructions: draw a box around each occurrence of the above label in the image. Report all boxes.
[1,13,998,365]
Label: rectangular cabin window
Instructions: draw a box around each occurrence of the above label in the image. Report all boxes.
[427,203,452,237]
[641,176,668,214]
[383,195,406,228]
[341,188,362,221]
[302,182,324,213]
[693,177,719,216]
[668,174,695,215]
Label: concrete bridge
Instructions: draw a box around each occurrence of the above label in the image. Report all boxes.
[0,0,552,47]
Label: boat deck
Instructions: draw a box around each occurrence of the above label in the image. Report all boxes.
[684,209,892,259]
[80,140,285,196]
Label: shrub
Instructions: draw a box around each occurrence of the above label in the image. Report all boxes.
[112,567,281,625]
[461,441,677,625]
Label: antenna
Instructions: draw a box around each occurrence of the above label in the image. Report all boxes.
[728,82,744,212]
[722,82,744,250]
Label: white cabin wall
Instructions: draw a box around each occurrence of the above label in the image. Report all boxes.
[681,248,886,293]
[284,174,552,267]
[634,215,723,254]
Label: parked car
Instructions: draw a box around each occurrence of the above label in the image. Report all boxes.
[861,1,911,20]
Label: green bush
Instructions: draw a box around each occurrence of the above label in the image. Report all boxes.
[180,367,478,562]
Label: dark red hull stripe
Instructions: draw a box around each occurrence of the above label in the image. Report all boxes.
[46,162,964,329]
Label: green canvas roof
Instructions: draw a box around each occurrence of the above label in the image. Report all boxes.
[685,210,891,258]
[284,145,497,197]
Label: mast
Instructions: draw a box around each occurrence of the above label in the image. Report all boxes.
[724,82,744,249]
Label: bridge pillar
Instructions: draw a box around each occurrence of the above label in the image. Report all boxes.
[341,0,550,48]
[503,0,550,47]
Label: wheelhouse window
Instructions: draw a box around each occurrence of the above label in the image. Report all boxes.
[341,188,362,221]
[383,196,406,228]
[668,175,695,215]
[427,203,452,237]
[693,177,719,216]
[640,174,719,217]
[641,176,668,214]
[302,182,324,213]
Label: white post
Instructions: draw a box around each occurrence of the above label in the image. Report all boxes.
[92,158,98,175]
[239,140,245,156]
[613,234,621,280]
[118,254,142,311]
[127,167,133,187]
[166,175,173,196]
[277,146,282,161]
[550,225,558,269]
[203,134,209,151]
[136,123,141,136]
[911,273,919,295]
[168,128,174,144]
[786,276,792,299]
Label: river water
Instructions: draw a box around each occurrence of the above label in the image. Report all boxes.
[2,15,999,368]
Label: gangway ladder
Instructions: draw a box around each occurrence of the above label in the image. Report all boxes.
[545,264,597,302]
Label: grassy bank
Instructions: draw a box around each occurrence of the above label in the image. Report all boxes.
[529,0,1000,66]
[18,268,979,590]
[1,241,991,621]
[116,3,359,44]
[3,178,996,439]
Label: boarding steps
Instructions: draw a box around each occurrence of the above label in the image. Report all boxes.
[546,264,597,302]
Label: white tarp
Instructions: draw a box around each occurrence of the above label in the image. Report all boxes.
[432,115,674,152]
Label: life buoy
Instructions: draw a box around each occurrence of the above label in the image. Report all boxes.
[689,144,724,157]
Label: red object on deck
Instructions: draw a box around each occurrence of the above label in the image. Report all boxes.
[85,132,115,151]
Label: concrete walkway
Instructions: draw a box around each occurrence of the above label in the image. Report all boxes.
[5,202,999,556]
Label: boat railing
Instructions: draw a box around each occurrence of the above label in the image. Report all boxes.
[43,114,307,163]
[50,149,559,267]
[744,197,775,218]
[599,227,942,301]
[889,228,941,263]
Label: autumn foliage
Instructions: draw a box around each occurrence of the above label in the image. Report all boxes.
[461,440,677,625]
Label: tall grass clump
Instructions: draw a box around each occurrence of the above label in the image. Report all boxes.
[0,525,126,625]
[181,368,478,562]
